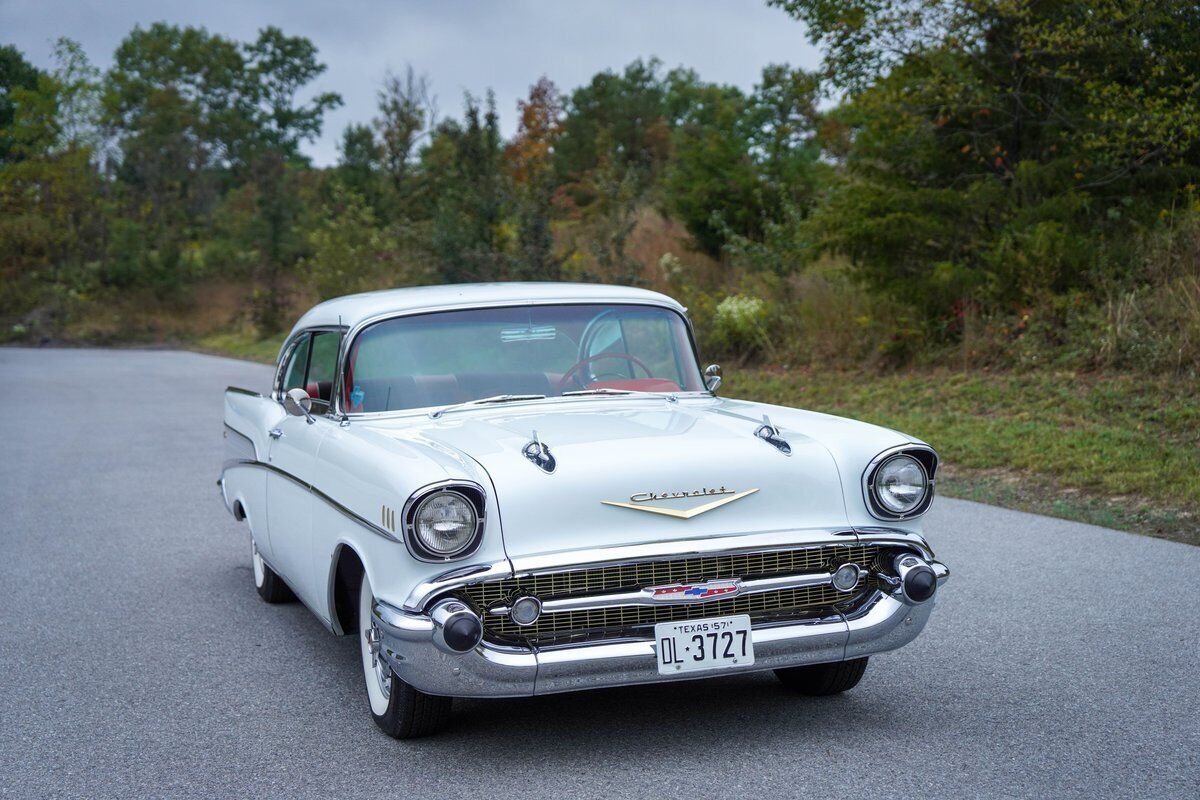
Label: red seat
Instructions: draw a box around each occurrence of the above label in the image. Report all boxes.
[306,381,333,402]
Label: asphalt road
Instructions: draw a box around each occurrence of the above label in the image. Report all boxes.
[1,347,1197,800]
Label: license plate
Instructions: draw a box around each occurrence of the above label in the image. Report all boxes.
[655,614,754,675]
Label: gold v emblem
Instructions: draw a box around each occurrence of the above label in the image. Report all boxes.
[601,489,759,520]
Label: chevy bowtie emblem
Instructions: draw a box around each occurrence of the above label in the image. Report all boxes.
[644,579,742,603]
[601,487,758,519]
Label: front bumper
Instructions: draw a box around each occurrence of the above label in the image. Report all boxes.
[372,562,947,698]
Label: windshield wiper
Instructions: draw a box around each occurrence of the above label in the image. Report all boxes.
[560,388,635,397]
[428,394,546,419]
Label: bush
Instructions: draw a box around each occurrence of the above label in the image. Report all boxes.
[709,294,771,361]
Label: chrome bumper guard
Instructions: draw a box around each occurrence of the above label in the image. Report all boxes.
[372,560,948,698]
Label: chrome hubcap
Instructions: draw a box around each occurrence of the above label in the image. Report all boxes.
[364,625,390,698]
[251,540,265,586]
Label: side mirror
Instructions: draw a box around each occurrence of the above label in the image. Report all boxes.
[283,387,315,424]
[704,364,722,393]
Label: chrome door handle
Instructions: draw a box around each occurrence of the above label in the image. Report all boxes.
[268,427,284,439]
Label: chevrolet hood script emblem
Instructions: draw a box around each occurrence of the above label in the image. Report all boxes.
[601,487,758,519]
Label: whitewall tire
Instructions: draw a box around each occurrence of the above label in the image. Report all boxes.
[358,574,452,738]
[251,537,294,604]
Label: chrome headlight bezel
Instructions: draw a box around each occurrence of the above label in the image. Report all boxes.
[862,445,938,520]
[402,480,486,562]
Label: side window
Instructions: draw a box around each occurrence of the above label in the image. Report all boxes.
[281,335,311,393]
[306,331,341,407]
[278,330,342,410]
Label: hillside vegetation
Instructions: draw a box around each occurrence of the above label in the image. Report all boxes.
[2,2,1198,537]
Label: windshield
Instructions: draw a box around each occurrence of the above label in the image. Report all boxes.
[343,304,704,413]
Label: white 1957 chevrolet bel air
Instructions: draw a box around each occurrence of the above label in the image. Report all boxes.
[219,282,948,738]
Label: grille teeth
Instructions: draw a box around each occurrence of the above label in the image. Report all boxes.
[458,544,879,647]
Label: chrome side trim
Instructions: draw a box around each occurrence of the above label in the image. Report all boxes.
[403,560,514,612]
[225,385,264,398]
[851,528,937,561]
[219,459,401,543]
[487,569,845,616]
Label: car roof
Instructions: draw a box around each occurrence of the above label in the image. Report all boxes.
[287,282,687,338]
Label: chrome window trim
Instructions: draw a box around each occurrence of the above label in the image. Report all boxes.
[401,479,488,563]
[861,444,939,521]
[273,325,349,417]
[330,300,706,419]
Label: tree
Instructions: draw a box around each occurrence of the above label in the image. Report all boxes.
[374,66,436,214]
[336,123,384,209]
[424,93,513,282]
[665,81,757,255]
[238,26,343,331]
[0,45,44,164]
[302,185,422,300]
[770,0,1200,319]
[507,77,564,280]
[554,58,671,199]
[0,42,105,315]
[664,65,822,257]
[240,26,342,162]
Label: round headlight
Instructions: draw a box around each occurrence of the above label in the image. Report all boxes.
[873,455,928,515]
[412,490,478,557]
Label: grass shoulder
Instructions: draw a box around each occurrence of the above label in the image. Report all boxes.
[725,367,1199,546]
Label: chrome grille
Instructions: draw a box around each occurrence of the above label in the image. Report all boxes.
[458,544,881,646]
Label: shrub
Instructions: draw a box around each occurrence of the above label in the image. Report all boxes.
[710,294,771,361]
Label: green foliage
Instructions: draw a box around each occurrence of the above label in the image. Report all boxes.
[710,294,772,360]
[555,58,672,195]
[767,0,1200,348]
[302,185,425,300]
[0,45,45,163]
[423,93,514,282]
[665,65,822,256]
[2,8,1198,380]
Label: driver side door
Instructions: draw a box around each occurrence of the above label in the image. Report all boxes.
[264,329,341,610]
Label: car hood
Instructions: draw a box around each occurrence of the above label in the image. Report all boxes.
[372,397,853,561]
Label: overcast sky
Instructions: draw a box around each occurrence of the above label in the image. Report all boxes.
[2,0,819,165]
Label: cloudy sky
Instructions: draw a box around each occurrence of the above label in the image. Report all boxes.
[2,0,819,165]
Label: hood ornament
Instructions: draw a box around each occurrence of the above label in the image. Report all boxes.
[602,487,758,519]
[754,414,792,456]
[522,430,556,473]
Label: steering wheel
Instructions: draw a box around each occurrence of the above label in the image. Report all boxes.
[556,352,654,392]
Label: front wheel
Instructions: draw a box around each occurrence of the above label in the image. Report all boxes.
[358,574,452,739]
[775,657,869,696]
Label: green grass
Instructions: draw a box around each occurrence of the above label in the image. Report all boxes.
[194,330,283,364]
[725,368,1200,544]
